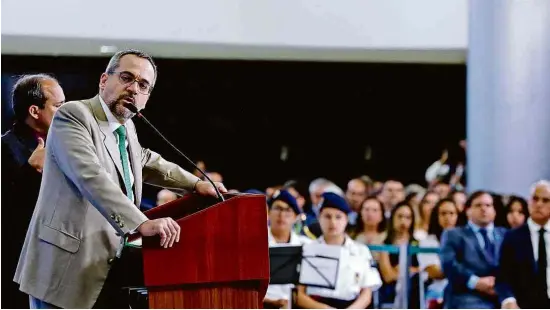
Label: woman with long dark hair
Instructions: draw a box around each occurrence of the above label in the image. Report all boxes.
[378,201,420,308]
[414,191,439,241]
[503,195,529,229]
[418,198,460,308]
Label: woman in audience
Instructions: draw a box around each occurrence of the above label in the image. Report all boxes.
[296,192,382,309]
[448,189,467,226]
[418,198,459,308]
[378,201,420,308]
[449,189,466,212]
[414,191,439,240]
[503,195,529,229]
[353,196,387,245]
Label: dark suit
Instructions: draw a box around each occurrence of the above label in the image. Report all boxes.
[440,224,507,308]
[496,223,550,309]
[1,122,43,309]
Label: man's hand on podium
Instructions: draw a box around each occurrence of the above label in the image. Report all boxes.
[137,218,180,248]
[194,180,228,197]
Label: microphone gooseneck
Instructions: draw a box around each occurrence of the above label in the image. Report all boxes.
[123,102,224,202]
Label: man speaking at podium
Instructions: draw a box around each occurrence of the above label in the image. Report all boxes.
[13,49,227,309]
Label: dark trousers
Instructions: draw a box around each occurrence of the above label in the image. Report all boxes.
[313,296,355,309]
[92,258,132,309]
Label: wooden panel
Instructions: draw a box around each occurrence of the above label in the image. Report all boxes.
[142,194,269,287]
[149,285,260,309]
[141,194,270,308]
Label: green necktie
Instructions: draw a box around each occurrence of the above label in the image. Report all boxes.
[114,126,133,201]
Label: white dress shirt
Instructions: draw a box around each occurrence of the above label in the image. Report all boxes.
[99,96,134,201]
[305,235,382,301]
[527,218,550,298]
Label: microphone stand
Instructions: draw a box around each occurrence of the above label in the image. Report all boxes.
[123,103,224,202]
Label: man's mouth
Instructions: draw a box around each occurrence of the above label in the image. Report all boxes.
[121,97,135,104]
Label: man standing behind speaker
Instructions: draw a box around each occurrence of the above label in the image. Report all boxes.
[496,180,550,309]
[14,49,227,309]
[2,74,65,309]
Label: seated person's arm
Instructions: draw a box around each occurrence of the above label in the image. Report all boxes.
[440,229,477,289]
[296,285,332,309]
[346,288,372,309]
[263,297,288,309]
[425,264,445,280]
[378,252,399,283]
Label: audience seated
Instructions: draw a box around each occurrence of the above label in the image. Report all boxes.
[418,198,459,308]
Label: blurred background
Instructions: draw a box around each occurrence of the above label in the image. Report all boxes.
[1,0,468,199]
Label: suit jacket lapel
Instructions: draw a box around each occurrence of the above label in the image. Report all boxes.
[519,224,537,273]
[464,225,494,264]
[126,121,142,208]
[493,227,505,260]
[88,96,125,181]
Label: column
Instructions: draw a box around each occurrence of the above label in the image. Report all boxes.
[467,0,550,196]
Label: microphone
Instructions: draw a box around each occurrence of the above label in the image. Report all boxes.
[123,102,224,202]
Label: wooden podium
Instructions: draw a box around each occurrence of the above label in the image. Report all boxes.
[139,193,269,308]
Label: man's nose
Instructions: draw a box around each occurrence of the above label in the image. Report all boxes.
[126,81,139,94]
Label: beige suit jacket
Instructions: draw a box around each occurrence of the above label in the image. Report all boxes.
[14,95,200,308]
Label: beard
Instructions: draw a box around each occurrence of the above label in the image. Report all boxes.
[108,94,136,121]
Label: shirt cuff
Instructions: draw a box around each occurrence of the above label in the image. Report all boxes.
[502,297,517,307]
[467,275,479,290]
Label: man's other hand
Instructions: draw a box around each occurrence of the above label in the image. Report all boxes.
[195,180,228,197]
[137,217,180,248]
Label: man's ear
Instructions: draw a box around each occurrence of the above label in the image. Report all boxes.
[99,73,109,90]
[28,105,40,120]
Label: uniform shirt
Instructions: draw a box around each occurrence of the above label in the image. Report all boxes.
[306,235,382,301]
[265,228,312,301]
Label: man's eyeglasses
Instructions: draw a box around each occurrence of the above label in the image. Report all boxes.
[271,205,294,214]
[111,71,153,95]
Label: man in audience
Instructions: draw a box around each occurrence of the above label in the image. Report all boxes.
[496,180,550,309]
[378,180,405,218]
[205,171,223,183]
[433,182,451,199]
[346,177,369,226]
[282,179,306,212]
[156,189,178,206]
[264,189,311,308]
[440,190,506,308]
[2,74,65,309]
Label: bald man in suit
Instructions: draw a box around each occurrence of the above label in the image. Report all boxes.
[14,49,227,309]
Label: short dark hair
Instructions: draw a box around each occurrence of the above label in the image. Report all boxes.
[464,190,491,210]
[105,49,157,86]
[12,74,58,123]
